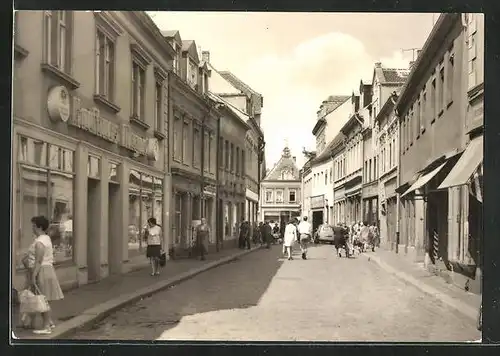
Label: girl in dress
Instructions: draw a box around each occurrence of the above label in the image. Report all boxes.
[145,217,163,276]
[30,215,64,335]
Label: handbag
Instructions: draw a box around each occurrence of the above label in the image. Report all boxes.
[159,251,166,267]
[19,285,50,314]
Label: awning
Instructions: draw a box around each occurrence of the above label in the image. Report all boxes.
[400,162,447,198]
[437,135,483,190]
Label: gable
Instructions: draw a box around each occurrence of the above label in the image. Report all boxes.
[182,40,199,63]
[264,154,301,182]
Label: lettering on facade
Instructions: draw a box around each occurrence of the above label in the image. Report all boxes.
[311,195,325,209]
[67,94,149,156]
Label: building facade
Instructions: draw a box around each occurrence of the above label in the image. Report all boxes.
[13,11,173,290]
[300,154,315,220]
[375,92,400,250]
[395,14,468,273]
[162,32,219,257]
[339,95,363,225]
[260,146,301,230]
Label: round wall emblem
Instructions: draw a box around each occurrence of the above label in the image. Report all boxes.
[47,86,70,123]
[147,138,160,161]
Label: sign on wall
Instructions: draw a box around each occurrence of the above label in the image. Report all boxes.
[47,86,71,123]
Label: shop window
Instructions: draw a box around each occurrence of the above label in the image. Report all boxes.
[16,135,75,269]
[128,170,163,257]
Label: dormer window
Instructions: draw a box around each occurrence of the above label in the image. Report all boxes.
[173,43,180,75]
[187,59,197,89]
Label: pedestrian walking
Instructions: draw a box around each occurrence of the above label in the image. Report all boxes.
[196,218,210,260]
[283,219,297,260]
[297,216,312,260]
[369,222,380,251]
[28,215,64,335]
[333,222,349,258]
[261,220,272,249]
[238,220,251,250]
[145,217,163,275]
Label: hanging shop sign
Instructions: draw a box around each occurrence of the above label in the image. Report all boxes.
[47,86,71,123]
[65,93,151,157]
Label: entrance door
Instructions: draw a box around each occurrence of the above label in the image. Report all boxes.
[87,179,100,282]
[108,182,120,275]
[312,210,324,233]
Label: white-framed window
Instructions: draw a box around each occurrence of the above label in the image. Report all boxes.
[43,11,72,73]
[95,29,115,100]
[265,190,273,203]
[289,189,297,203]
[193,126,201,168]
[438,63,445,113]
[275,189,284,203]
[131,61,145,120]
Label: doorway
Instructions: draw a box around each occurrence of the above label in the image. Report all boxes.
[87,179,100,283]
[312,210,324,233]
[108,182,120,275]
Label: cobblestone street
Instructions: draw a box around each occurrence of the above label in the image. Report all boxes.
[69,245,480,342]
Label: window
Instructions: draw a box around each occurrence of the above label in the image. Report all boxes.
[173,116,182,161]
[96,29,115,100]
[16,136,75,269]
[431,77,436,120]
[275,190,284,203]
[374,156,378,179]
[210,135,216,174]
[182,122,190,164]
[193,126,201,168]
[172,43,180,75]
[416,100,421,137]
[236,147,240,175]
[265,190,273,203]
[225,140,229,170]
[438,65,445,113]
[87,155,100,178]
[289,189,297,203]
[187,59,198,89]
[389,143,392,168]
[241,149,246,176]
[446,50,455,105]
[409,107,414,145]
[422,91,427,132]
[369,159,372,181]
[219,138,224,169]
[204,132,209,172]
[154,81,162,131]
[468,31,478,89]
[128,171,163,257]
[402,118,406,151]
[43,11,72,73]
[330,168,333,183]
[230,143,235,172]
[324,172,327,185]
[131,62,145,120]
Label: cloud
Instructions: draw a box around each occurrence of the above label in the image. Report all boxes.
[239,32,412,168]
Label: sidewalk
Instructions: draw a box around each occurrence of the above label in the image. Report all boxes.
[12,245,262,340]
[362,249,481,321]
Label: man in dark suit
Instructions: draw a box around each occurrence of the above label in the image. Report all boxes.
[333,222,349,258]
[261,220,272,249]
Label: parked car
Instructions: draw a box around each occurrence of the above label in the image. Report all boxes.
[316,224,335,244]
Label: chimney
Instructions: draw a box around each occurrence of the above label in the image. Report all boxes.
[202,51,210,63]
[375,62,382,68]
[293,156,296,162]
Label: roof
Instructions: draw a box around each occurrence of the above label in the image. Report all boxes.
[381,68,410,83]
[161,30,179,38]
[207,91,250,128]
[181,40,199,62]
[312,132,345,164]
[264,146,301,181]
[219,71,263,115]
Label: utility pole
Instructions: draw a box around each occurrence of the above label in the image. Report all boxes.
[401,48,420,62]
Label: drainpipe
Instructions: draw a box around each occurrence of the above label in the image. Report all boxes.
[257,136,265,221]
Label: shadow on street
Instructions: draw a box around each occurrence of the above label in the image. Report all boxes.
[70,246,284,340]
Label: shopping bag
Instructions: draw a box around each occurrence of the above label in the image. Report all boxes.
[19,286,50,314]
[159,251,167,267]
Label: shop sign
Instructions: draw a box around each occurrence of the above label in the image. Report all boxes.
[68,94,150,157]
[47,86,71,123]
[311,195,325,209]
[70,96,120,144]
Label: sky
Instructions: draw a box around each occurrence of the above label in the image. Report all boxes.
[149,12,439,169]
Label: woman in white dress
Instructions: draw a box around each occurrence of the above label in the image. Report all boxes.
[283,219,298,260]
[30,215,64,335]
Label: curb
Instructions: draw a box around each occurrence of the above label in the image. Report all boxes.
[361,253,478,321]
[41,246,263,339]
